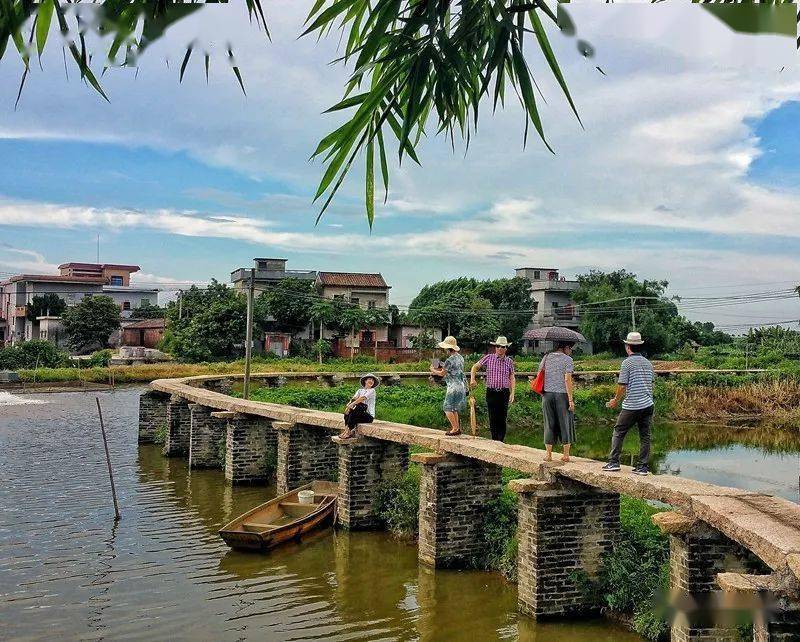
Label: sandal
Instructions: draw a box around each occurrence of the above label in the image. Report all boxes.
[445,429,462,437]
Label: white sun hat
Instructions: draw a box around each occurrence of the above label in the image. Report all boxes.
[623,331,645,345]
[489,336,511,347]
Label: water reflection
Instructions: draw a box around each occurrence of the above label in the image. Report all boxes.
[2,389,797,641]
[1,388,638,641]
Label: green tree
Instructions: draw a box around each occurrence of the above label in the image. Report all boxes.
[130,301,166,319]
[409,276,530,348]
[26,293,66,321]
[61,295,121,352]
[6,2,792,225]
[573,270,679,355]
[254,278,314,332]
[339,305,370,360]
[668,317,732,349]
[161,280,247,362]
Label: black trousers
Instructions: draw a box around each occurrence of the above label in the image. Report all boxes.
[344,403,373,430]
[608,405,654,467]
[486,388,511,442]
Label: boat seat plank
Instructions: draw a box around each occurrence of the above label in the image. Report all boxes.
[242,522,280,531]
[279,502,317,517]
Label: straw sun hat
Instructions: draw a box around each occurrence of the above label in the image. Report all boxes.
[437,336,461,351]
[623,331,645,345]
[360,373,380,387]
[489,336,511,347]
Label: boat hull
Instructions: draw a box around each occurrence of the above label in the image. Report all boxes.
[219,481,338,552]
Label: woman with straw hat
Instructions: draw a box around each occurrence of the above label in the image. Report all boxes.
[430,336,467,436]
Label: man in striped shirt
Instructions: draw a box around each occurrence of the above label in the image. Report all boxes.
[602,332,656,476]
[470,336,515,441]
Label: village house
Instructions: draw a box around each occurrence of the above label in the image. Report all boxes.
[515,266,583,354]
[0,263,159,347]
[230,258,317,292]
[315,271,391,354]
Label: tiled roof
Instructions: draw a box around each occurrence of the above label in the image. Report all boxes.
[124,318,166,329]
[317,272,389,288]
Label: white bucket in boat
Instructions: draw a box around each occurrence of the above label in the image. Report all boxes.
[298,490,315,505]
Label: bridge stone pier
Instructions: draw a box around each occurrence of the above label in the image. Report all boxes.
[334,436,409,529]
[187,404,225,469]
[138,375,800,641]
[510,477,620,618]
[210,412,277,485]
[413,452,502,568]
[138,389,169,444]
[163,395,191,457]
[275,422,339,494]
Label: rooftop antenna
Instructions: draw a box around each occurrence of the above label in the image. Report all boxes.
[96,234,100,263]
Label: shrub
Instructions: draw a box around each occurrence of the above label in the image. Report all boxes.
[0,340,69,369]
[154,422,168,445]
[373,466,421,537]
[86,349,112,368]
[594,497,670,640]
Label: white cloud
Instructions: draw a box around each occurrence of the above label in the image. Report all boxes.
[0,245,60,275]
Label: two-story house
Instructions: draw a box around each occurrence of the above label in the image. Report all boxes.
[0,263,159,347]
[315,272,391,346]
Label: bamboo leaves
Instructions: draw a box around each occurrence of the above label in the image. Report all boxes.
[309,0,568,223]
[35,0,53,58]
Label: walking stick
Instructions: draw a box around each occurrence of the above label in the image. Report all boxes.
[469,394,477,436]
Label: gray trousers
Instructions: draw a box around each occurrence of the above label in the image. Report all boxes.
[608,405,654,467]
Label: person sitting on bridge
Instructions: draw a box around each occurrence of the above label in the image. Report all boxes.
[602,332,656,476]
[340,374,379,439]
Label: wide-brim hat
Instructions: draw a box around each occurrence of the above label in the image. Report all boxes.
[360,373,380,387]
[489,336,511,347]
[437,336,461,351]
[623,331,645,345]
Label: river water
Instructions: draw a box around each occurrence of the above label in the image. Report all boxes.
[1,387,797,641]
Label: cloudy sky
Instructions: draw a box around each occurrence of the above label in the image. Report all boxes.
[1,2,798,329]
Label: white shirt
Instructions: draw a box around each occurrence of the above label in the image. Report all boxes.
[354,387,376,416]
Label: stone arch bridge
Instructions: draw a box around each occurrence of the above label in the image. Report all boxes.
[137,373,800,641]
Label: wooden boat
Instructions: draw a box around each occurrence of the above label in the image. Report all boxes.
[219,481,339,552]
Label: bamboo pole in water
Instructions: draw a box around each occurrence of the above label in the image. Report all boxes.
[95,397,121,521]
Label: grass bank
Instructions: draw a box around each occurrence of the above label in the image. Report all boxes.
[12,353,707,384]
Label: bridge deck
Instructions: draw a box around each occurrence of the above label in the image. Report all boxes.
[150,376,800,580]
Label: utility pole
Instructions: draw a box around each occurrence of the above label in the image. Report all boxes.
[630,297,637,331]
[243,268,255,400]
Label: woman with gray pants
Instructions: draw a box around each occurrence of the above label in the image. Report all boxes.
[538,341,576,462]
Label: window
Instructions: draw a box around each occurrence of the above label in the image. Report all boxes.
[333,294,344,301]
[123,301,131,311]
[533,270,540,280]
[110,276,123,286]
[367,300,376,309]
[351,297,360,306]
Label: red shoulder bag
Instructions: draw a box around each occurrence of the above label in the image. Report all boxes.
[530,355,547,395]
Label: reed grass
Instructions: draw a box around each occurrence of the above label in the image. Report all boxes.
[672,379,800,422]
